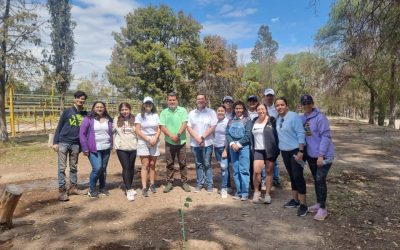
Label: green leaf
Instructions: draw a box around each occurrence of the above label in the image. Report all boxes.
[184,202,190,208]
[185,197,192,202]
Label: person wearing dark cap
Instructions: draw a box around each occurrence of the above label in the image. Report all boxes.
[223,96,234,120]
[263,88,281,187]
[247,95,259,120]
[300,94,335,221]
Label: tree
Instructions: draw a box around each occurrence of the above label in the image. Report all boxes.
[47,0,75,112]
[107,5,206,105]
[0,0,42,142]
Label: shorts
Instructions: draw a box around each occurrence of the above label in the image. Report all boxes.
[137,138,160,157]
[254,150,277,162]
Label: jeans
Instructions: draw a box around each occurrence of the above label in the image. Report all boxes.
[191,146,213,188]
[307,157,331,208]
[165,142,187,183]
[116,150,137,190]
[230,145,250,198]
[281,149,306,195]
[58,143,80,189]
[88,149,111,192]
[214,146,229,189]
[273,161,280,183]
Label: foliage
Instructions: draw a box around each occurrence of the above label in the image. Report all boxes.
[47,0,75,112]
[178,196,192,246]
[107,5,206,105]
[0,0,42,142]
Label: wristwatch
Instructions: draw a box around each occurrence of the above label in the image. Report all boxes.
[200,136,205,141]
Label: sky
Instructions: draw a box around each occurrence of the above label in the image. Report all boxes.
[39,0,334,86]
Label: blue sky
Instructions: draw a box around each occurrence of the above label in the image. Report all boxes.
[40,0,333,85]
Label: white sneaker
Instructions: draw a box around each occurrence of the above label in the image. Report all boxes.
[126,189,135,201]
[264,194,272,204]
[132,189,137,195]
[221,189,228,199]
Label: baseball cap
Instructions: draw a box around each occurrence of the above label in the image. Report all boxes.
[264,88,275,96]
[143,96,154,104]
[247,95,258,102]
[300,94,314,105]
[223,96,233,102]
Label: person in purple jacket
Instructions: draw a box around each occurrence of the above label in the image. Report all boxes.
[80,101,113,198]
[300,94,335,221]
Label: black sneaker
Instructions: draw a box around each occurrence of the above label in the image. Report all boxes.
[149,184,157,193]
[273,181,282,188]
[99,188,110,196]
[297,204,308,217]
[88,190,99,198]
[142,188,149,197]
[284,199,300,208]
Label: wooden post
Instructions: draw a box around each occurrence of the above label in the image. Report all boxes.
[0,185,23,230]
[42,107,46,132]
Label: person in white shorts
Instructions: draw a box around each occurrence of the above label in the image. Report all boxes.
[135,96,161,197]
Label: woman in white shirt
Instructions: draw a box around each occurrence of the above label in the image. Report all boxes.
[113,102,138,201]
[213,105,229,199]
[135,97,161,198]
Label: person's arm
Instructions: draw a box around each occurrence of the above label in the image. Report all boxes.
[237,119,252,146]
[203,110,217,138]
[187,111,203,145]
[317,114,333,165]
[52,110,67,151]
[294,115,305,161]
[79,117,90,155]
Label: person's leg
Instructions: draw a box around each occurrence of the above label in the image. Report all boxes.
[265,160,274,194]
[273,160,281,185]
[117,150,131,190]
[68,144,80,187]
[307,157,319,206]
[290,151,307,204]
[238,145,250,199]
[149,156,157,186]
[227,150,232,188]
[165,142,176,184]
[316,163,331,209]
[229,148,241,197]
[281,151,299,199]
[88,152,102,193]
[128,150,137,190]
[204,145,213,190]
[99,149,111,190]
[140,156,150,189]
[253,159,264,193]
[177,143,188,184]
[191,146,205,188]
[57,143,69,190]
[249,150,254,190]
[214,147,228,189]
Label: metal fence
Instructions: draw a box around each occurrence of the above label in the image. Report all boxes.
[5,88,141,136]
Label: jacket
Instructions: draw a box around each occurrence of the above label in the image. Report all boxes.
[300,108,335,159]
[250,116,280,159]
[79,116,113,153]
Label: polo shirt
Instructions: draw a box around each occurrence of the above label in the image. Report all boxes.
[159,106,188,145]
[187,107,218,147]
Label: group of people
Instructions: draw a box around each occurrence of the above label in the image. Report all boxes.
[53,88,334,221]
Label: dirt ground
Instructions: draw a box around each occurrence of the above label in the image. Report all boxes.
[0,118,399,249]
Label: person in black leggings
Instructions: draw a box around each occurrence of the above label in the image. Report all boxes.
[113,102,138,201]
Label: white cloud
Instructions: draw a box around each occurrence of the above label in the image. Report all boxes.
[277,45,313,59]
[222,8,257,18]
[237,47,253,65]
[202,21,257,40]
[271,17,280,23]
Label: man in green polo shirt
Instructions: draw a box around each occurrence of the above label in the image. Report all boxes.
[160,92,191,192]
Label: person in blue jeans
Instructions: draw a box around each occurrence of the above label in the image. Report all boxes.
[226,101,252,201]
[213,105,229,198]
[187,94,218,193]
[80,101,113,198]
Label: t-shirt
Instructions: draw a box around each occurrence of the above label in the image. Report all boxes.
[135,113,160,136]
[225,111,233,120]
[249,110,258,120]
[94,119,111,150]
[214,117,228,148]
[267,105,278,118]
[113,116,137,151]
[159,106,188,145]
[188,107,218,147]
[252,122,266,150]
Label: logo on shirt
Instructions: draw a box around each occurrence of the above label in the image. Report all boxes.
[69,114,84,127]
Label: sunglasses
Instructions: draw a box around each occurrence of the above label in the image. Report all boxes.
[302,101,313,105]
[279,118,284,128]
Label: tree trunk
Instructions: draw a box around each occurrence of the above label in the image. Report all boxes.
[388,60,397,128]
[0,184,23,230]
[60,90,65,113]
[0,0,11,142]
[377,103,385,126]
[368,88,376,124]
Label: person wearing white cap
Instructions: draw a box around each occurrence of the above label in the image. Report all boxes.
[263,88,281,187]
[135,96,161,198]
[187,94,218,193]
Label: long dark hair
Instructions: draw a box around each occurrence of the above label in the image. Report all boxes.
[255,103,270,117]
[232,101,248,118]
[140,102,157,120]
[117,102,135,127]
[88,101,112,121]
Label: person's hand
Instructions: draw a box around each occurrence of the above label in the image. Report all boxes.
[150,137,158,146]
[195,136,203,145]
[295,152,303,161]
[52,144,59,152]
[83,151,89,156]
[317,156,324,167]
[222,149,227,158]
[231,144,239,152]
[170,135,179,144]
